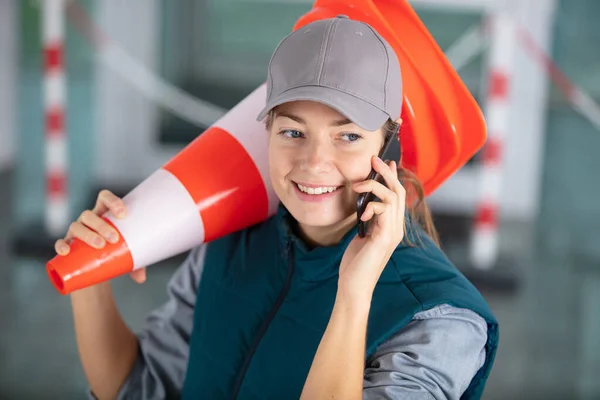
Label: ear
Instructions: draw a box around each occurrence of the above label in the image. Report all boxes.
[395,117,403,125]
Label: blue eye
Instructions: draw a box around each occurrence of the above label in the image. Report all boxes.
[279,129,304,139]
[341,133,363,142]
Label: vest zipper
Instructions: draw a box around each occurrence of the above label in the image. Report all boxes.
[229,240,295,399]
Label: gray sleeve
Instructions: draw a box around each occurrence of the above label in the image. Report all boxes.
[104,244,207,400]
[363,304,488,400]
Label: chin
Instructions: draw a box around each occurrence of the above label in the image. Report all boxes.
[292,208,351,228]
[283,194,356,229]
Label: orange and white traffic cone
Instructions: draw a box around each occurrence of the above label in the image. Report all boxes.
[46,85,280,295]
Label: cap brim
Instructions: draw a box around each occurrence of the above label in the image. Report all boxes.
[256,86,389,131]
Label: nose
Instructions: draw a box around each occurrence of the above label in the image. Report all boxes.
[299,138,334,174]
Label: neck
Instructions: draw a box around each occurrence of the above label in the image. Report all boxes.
[296,212,357,249]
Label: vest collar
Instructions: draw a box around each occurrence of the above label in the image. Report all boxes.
[275,203,358,282]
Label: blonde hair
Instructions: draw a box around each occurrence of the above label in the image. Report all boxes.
[265,109,440,248]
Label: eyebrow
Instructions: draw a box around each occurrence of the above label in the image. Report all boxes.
[276,112,353,127]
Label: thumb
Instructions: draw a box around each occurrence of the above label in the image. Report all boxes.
[129,268,147,284]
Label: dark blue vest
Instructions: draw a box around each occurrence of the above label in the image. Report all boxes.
[181,205,498,399]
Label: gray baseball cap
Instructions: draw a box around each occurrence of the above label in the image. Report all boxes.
[256,15,402,131]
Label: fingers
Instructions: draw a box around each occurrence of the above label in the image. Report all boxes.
[354,179,393,204]
[354,158,406,204]
[129,268,147,284]
[54,238,71,256]
[360,201,388,222]
[94,189,127,219]
[78,210,120,244]
[54,190,126,257]
[373,157,402,195]
[354,157,406,242]
[64,220,108,250]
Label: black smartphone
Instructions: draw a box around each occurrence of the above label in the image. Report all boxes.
[357,125,401,238]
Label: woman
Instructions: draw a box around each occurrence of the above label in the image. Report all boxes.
[56,16,498,400]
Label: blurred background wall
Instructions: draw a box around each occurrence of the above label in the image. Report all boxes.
[1,0,600,399]
[0,0,16,172]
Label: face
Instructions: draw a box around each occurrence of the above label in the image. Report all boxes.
[268,100,385,233]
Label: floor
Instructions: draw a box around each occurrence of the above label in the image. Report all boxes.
[0,169,598,400]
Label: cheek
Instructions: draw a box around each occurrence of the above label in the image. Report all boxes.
[337,153,373,183]
[268,142,292,184]
[336,155,373,208]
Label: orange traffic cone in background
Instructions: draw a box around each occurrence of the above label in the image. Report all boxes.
[46,0,486,295]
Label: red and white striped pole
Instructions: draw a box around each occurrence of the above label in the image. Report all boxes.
[43,0,69,237]
[470,12,516,270]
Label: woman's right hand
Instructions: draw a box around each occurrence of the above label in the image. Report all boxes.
[53,189,147,284]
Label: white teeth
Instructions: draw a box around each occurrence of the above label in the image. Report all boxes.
[297,183,338,195]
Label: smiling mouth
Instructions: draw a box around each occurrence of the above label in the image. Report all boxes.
[294,182,341,195]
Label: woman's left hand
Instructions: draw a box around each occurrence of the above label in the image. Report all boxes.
[338,155,406,302]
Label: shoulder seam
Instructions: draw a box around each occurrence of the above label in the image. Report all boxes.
[413,304,489,329]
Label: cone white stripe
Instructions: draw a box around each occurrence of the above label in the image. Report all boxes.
[213,84,279,216]
[46,136,67,172]
[470,227,497,270]
[45,71,66,108]
[486,100,510,133]
[47,195,69,234]
[43,0,63,44]
[479,164,502,201]
[105,169,206,270]
[489,17,514,71]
